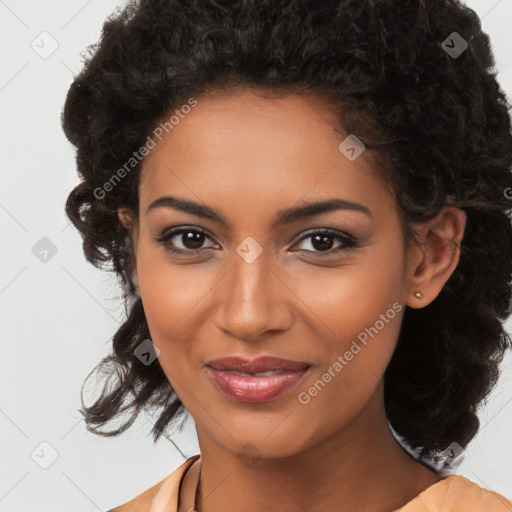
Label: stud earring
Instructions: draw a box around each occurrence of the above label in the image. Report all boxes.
[414,291,423,299]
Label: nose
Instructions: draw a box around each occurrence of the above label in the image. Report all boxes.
[214,250,294,343]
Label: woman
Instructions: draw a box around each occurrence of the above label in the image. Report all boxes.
[62,0,512,510]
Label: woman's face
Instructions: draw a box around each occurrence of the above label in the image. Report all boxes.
[120,89,448,458]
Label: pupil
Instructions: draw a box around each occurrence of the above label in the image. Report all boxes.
[312,234,333,251]
[183,231,204,249]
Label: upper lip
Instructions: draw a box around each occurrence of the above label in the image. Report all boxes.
[206,356,311,373]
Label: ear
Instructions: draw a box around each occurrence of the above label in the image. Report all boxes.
[405,207,467,309]
[118,207,139,287]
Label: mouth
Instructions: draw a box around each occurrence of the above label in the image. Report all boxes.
[205,356,312,403]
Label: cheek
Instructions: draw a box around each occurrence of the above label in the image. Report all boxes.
[286,247,405,348]
[294,298,404,441]
[136,243,215,364]
[290,247,405,403]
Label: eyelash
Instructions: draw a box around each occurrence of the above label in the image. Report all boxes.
[154,226,359,258]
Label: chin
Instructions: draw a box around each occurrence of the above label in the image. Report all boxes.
[204,417,317,461]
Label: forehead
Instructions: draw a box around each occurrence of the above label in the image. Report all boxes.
[138,88,395,221]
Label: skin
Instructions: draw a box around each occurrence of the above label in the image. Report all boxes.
[118,88,466,512]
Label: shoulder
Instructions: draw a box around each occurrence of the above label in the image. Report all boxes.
[107,455,200,512]
[400,474,512,512]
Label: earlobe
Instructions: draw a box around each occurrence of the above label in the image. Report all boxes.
[118,207,139,250]
[118,207,140,296]
[405,207,466,309]
[118,207,133,230]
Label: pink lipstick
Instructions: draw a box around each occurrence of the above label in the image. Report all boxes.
[205,356,311,403]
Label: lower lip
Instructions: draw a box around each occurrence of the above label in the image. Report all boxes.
[206,367,310,403]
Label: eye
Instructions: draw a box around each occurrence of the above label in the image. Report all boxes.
[155,226,217,255]
[290,229,359,256]
[154,226,359,258]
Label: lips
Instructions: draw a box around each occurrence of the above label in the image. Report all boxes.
[206,356,310,373]
[205,356,311,403]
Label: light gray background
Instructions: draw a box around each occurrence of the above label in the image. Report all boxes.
[1,1,511,511]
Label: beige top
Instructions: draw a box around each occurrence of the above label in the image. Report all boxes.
[109,454,512,512]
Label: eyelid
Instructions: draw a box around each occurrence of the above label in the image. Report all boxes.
[155,225,218,248]
[293,227,356,244]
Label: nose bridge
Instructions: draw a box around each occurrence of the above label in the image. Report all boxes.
[216,246,291,341]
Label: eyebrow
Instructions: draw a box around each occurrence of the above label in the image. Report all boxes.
[145,195,373,228]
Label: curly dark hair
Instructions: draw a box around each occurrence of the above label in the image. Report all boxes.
[62,0,512,468]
